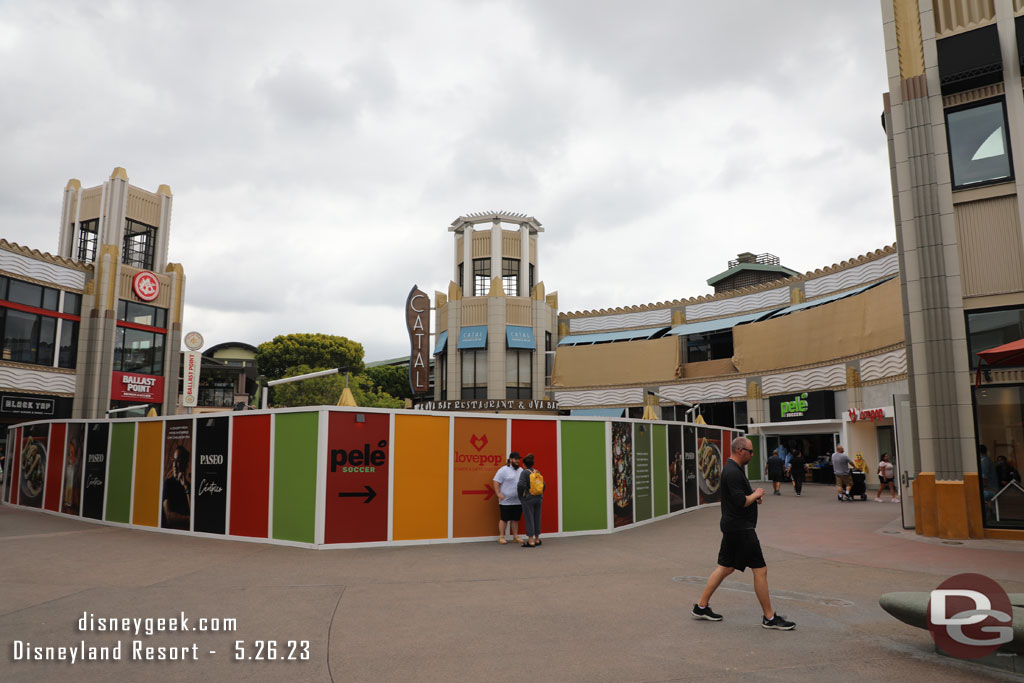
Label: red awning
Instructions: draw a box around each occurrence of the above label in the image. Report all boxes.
[977,338,1024,367]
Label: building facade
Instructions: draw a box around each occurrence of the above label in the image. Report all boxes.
[0,168,184,451]
[881,0,1024,538]
[431,212,558,406]
[552,247,909,500]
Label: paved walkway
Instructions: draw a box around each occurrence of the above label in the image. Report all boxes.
[2,482,1023,682]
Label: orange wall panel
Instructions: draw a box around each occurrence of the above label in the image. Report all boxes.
[393,415,449,541]
[452,417,507,538]
[131,421,163,527]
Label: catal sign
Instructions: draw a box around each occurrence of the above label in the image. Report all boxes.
[406,285,430,395]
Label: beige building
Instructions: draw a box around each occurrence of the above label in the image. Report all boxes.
[431,212,558,405]
[0,168,184,438]
[881,0,1024,539]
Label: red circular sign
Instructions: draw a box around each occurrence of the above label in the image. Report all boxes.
[926,572,1013,659]
[132,271,160,302]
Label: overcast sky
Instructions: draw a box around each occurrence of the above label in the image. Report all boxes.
[0,1,893,362]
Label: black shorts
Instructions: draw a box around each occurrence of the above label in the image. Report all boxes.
[717,529,766,571]
[499,504,522,522]
[879,476,892,485]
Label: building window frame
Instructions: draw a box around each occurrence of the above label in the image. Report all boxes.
[76,218,99,262]
[946,97,1014,190]
[122,219,158,270]
[461,348,487,399]
[502,258,520,297]
[966,304,1024,370]
[473,258,490,297]
[0,276,80,368]
[506,348,532,399]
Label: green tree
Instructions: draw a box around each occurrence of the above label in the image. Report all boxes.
[365,364,414,400]
[255,333,365,379]
[268,365,405,409]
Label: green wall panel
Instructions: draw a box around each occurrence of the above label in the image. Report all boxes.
[633,424,652,522]
[652,424,668,517]
[749,436,761,481]
[272,412,319,543]
[105,422,136,524]
[561,421,607,532]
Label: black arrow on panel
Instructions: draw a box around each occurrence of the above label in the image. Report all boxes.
[338,485,376,504]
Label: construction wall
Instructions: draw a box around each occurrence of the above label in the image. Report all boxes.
[3,408,740,548]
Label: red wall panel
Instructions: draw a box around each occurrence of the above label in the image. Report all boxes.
[511,419,559,534]
[229,415,271,538]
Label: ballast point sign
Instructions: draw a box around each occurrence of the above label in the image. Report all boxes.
[131,271,160,302]
[111,372,164,402]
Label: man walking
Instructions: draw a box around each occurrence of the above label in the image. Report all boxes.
[832,444,854,502]
[492,452,523,544]
[692,437,795,630]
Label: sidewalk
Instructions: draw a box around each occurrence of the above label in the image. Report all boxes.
[2,482,1022,682]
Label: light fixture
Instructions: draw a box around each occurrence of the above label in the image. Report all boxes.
[355,414,366,424]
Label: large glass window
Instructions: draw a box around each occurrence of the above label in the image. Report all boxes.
[506,349,532,399]
[947,100,1013,189]
[687,330,734,363]
[967,306,1024,369]
[2,309,57,365]
[122,219,157,270]
[58,320,78,368]
[473,258,490,297]
[117,300,167,328]
[502,258,519,297]
[76,219,99,262]
[461,349,487,399]
[437,351,447,400]
[114,327,165,375]
[974,385,1024,529]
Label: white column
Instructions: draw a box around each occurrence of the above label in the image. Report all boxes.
[463,225,473,294]
[490,218,502,293]
[519,224,529,297]
[995,2,1024,254]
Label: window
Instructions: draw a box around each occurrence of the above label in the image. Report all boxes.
[473,258,490,296]
[117,300,167,328]
[2,309,57,365]
[114,327,165,375]
[506,349,531,399]
[76,219,99,262]
[947,100,1013,189]
[502,258,519,297]
[461,349,487,399]
[458,263,464,292]
[62,292,82,316]
[530,263,535,294]
[545,331,553,387]
[687,330,734,363]
[122,219,157,270]
[974,385,1024,529]
[967,306,1024,369]
[0,278,80,368]
[58,320,78,368]
[437,351,447,400]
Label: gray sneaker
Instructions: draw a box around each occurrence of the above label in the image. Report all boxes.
[762,613,795,630]
[692,603,723,621]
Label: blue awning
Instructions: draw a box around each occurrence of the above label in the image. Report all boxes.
[458,325,488,349]
[506,325,536,349]
[434,330,448,355]
[666,310,781,337]
[767,277,894,319]
[570,408,626,418]
[558,326,669,346]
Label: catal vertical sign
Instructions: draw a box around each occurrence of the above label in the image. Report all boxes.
[406,285,431,395]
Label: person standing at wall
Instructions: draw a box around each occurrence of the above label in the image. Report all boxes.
[692,436,795,630]
[832,445,854,502]
[517,453,545,548]
[492,452,523,545]
[766,449,784,495]
[787,448,805,497]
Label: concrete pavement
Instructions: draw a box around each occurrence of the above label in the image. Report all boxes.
[2,481,1023,682]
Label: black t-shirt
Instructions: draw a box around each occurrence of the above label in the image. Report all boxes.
[790,455,806,474]
[162,476,190,529]
[720,458,756,532]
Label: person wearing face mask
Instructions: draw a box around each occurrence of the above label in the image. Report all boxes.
[492,452,523,544]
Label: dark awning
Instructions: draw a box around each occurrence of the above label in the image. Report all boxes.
[937,24,1002,95]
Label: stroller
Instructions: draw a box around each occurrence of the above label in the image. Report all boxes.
[849,470,869,501]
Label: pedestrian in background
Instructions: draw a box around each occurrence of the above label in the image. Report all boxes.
[492,452,523,544]
[766,449,784,495]
[832,445,854,502]
[787,448,806,496]
[875,452,897,502]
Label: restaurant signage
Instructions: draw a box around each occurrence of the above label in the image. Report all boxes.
[406,285,431,395]
[0,392,71,418]
[768,390,835,422]
[849,408,884,423]
[131,270,160,302]
[111,372,164,402]
[415,399,558,412]
[182,350,201,407]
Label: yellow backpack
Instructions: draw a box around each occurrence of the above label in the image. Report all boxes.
[529,469,544,496]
